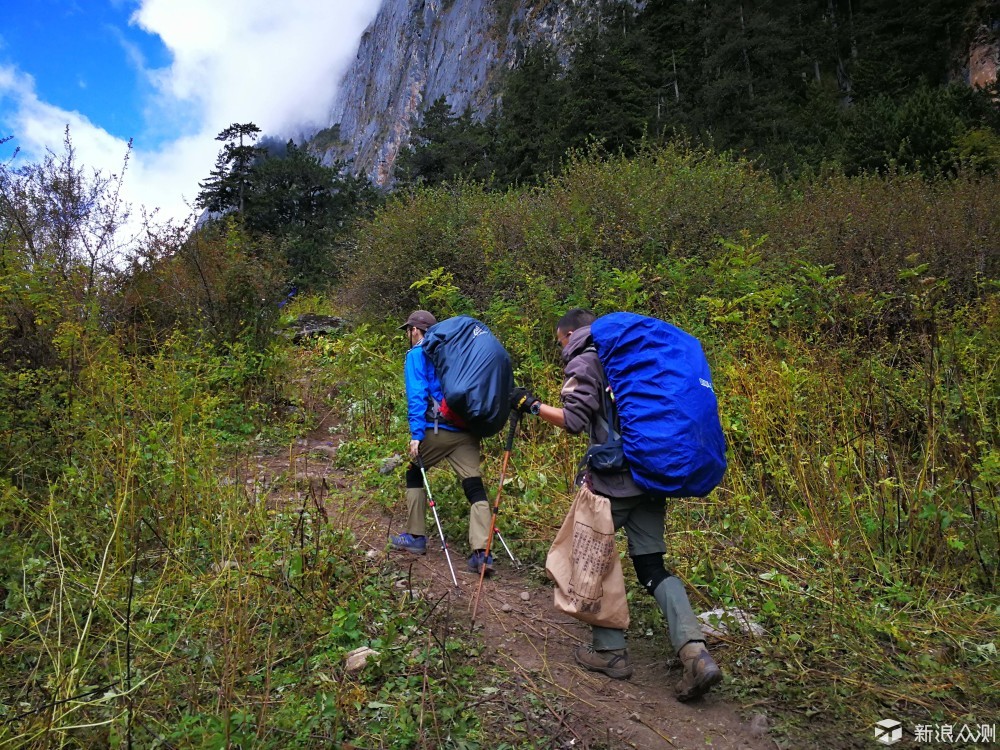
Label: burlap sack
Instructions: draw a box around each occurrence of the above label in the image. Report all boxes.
[545,485,630,630]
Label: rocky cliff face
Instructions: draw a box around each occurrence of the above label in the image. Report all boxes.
[967,22,1000,89]
[309,0,603,186]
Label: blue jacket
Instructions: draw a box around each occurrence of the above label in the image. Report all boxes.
[405,342,459,441]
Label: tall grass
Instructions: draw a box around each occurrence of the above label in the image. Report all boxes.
[336,145,1000,743]
[4,139,998,746]
[0,322,505,748]
[2,140,517,748]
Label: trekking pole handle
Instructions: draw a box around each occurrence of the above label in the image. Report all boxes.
[504,411,520,452]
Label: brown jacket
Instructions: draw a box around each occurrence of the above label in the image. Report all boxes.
[560,326,643,498]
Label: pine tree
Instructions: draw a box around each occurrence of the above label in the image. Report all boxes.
[635,0,704,137]
[560,4,649,156]
[394,97,495,186]
[196,123,264,214]
[493,45,568,184]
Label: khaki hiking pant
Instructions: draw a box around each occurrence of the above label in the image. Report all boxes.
[406,429,491,551]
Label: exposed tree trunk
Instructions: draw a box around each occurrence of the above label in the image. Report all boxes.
[673,50,680,101]
[848,0,857,59]
[740,3,755,101]
[829,0,852,98]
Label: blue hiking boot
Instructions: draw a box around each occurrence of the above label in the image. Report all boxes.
[467,550,494,576]
[390,533,427,555]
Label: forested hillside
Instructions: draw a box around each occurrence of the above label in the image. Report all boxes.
[1,2,999,747]
[397,0,1000,185]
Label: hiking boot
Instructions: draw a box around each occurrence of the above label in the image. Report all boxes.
[675,641,722,702]
[574,645,633,680]
[466,550,494,576]
[389,533,427,555]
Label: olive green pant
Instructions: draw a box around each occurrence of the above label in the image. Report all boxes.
[591,494,704,655]
[406,429,491,551]
[592,577,703,654]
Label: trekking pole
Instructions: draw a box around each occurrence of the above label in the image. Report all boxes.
[471,411,520,622]
[417,456,459,588]
[494,528,519,567]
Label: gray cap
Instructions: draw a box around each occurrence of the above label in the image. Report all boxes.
[398,310,437,332]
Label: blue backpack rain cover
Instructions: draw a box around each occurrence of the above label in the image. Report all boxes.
[590,312,727,497]
[421,316,514,438]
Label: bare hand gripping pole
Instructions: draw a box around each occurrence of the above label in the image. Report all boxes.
[471,411,520,622]
[417,456,459,588]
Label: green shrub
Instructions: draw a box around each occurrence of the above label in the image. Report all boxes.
[345,144,779,317]
[114,218,287,350]
[776,169,1000,302]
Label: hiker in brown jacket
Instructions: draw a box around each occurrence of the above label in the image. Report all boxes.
[511,308,722,702]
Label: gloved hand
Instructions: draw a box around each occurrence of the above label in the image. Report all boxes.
[511,386,541,415]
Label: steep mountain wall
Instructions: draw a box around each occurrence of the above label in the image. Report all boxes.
[313,1,998,187]
[309,0,602,185]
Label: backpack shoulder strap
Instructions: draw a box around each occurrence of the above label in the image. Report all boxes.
[580,346,620,440]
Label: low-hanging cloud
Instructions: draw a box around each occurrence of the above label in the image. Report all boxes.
[0,0,381,229]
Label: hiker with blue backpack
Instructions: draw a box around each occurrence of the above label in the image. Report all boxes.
[511,308,725,702]
[389,310,497,577]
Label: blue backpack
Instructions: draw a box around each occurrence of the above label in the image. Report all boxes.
[590,312,727,497]
[421,316,514,438]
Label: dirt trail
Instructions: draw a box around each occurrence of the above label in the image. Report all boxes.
[255,417,777,750]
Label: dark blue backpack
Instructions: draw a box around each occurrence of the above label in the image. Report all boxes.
[421,316,514,438]
[590,312,727,497]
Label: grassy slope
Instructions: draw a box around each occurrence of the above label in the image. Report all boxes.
[331,145,1000,745]
[2,143,998,748]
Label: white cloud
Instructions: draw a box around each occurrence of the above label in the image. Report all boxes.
[131,0,382,139]
[0,66,128,172]
[0,0,381,231]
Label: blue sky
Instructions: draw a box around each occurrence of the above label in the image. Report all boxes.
[2,1,173,145]
[0,0,380,227]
